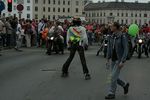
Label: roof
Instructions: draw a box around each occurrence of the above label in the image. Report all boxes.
[84,2,150,11]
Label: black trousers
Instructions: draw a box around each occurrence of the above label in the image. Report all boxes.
[62,44,89,74]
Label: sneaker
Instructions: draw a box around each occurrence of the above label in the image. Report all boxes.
[105,94,115,99]
[84,73,91,80]
[123,83,130,95]
[61,72,69,78]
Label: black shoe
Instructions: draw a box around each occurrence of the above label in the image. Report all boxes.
[84,73,91,80]
[124,83,130,95]
[14,48,18,51]
[105,94,115,99]
[61,72,69,78]
[15,48,22,52]
[0,54,2,56]
[146,55,149,58]
[18,49,23,52]
[47,52,51,55]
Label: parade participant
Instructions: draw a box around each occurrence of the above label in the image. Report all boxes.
[105,22,129,99]
[10,16,18,47]
[137,31,149,58]
[5,17,13,48]
[41,25,49,47]
[0,18,4,56]
[86,23,93,45]
[48,21,64,54]
[61,17,91,80]
[24,20,33,48]
[15,20,23,51]
[38,19,45,47]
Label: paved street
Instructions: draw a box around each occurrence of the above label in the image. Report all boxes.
[0,46,150,100]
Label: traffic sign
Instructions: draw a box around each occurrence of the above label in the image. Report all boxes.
[17,4,24,12]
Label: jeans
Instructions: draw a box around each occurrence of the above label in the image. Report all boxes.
[0,35,2,51]
[6,34,11,48]
[25,34,31,47]
[109,61,126,94]
[62,44,89,74]
[37,33,42,47]
[87,32,93,45]
[15,35,23,49]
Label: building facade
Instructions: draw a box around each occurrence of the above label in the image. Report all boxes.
[84,1,150,25]
[32,0,84,20]
[1,0,33,19]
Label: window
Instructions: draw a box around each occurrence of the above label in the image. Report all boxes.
[121,19,124,24]
[27,14,30,19]
[117,13,119,17]
[100,12,102,17]
[53,15,55,20]
[63,8,65,12]
[92,13,94,17]
[135,20,137,24]
[131,13,133,17]
[117,20,119,23]
[139,13,141,17]
[121,13,124,17]
[35,14,38,19]
[43,15,45,18]
[126,13,128,17]
[58,8,60,12]
[135,14,137,17]
[53,0,55,4]
[48,0,50,4]
[144,14,147,17]
[27,0,30,3]
[53,8,55,12]
[97,13,99,17]
[126,19,128,24]
[48,15,50,19]
[144,19,147,23]
[104,12,105,17]
[63,0,65,5]
[43,7,45,12]
[68,8,70,13]
[68,1,70,5]
[110,13,113,16]
[58,0,60,5]
[27,6,30,11]
[43,0,46,4]
[89,13,91,17]
[76,1,79,6]
[86,13,88,17]
[76,8,78,13]
[35,0,38,4]
[139,19,141,25]
[35,7,38,11]
[48,7,50,12]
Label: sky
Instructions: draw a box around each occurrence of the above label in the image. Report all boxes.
[92,0,149,3]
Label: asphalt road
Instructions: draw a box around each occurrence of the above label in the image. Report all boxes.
[0,46,150,100]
